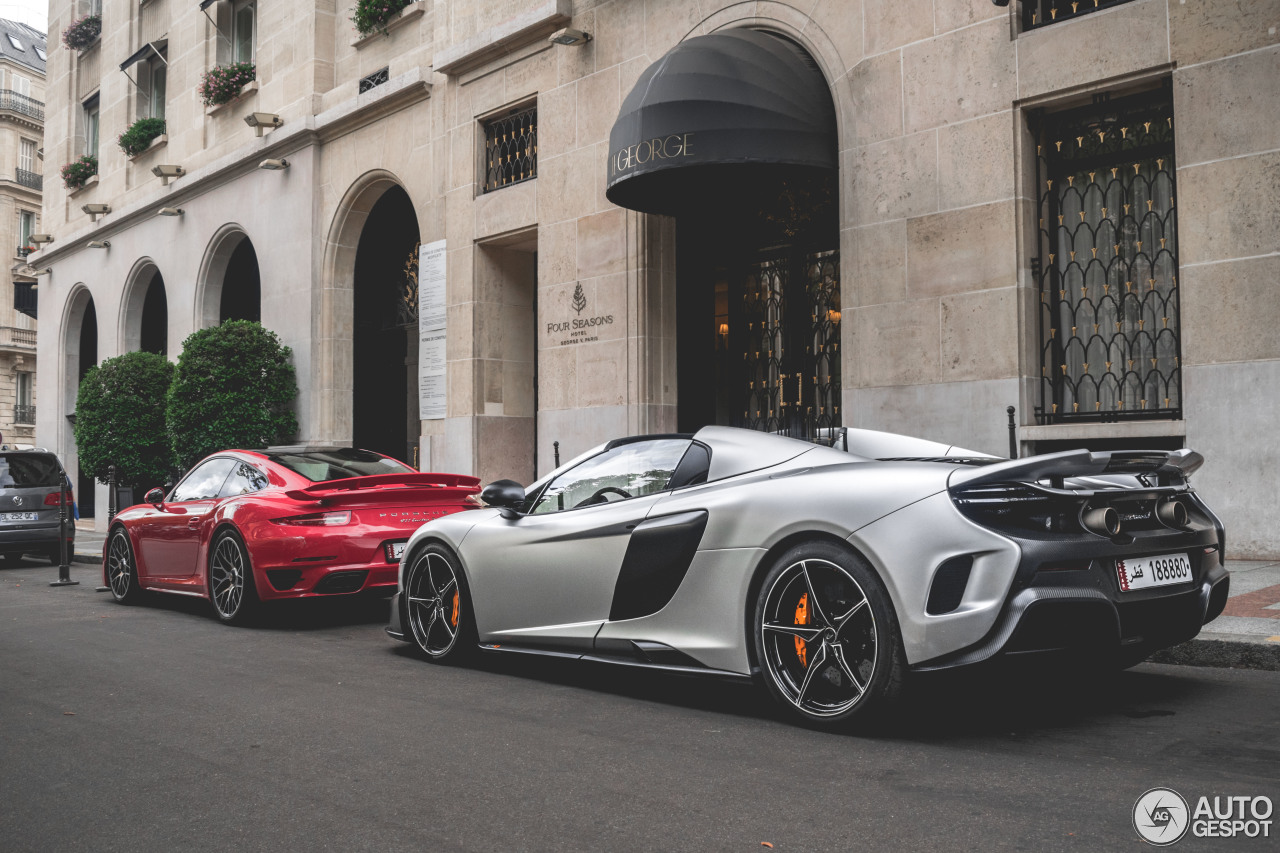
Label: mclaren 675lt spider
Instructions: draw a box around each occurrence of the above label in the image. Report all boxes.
[386,427,1228,728]
[105,447,479,623]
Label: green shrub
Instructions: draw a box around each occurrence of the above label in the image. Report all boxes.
[167,321,298,471]
[74,352,176,488]
[351,0,412,36]
[60,155,98,190]
[117,117,166,157]
[198,62,256,107]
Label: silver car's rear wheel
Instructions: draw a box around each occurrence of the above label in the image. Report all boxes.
[755,543,904,727]
[405,545,473,661]
[107,528,142,604]
[209,530,257,624]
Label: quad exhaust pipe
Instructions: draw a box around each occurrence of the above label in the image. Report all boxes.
[1156,497,1189,528]
[1081,505,1121,537]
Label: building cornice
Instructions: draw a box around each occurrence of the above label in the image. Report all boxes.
[33,67,431,266]
[434,0,570,76]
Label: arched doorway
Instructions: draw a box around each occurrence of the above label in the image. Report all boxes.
[606,29,841,441]
[198,228,261,327]
[140,272,167,355]
[64,288,98,517]
[351,185,420,463]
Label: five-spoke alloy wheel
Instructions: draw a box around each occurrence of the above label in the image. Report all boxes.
[755,542,904,728]
[107,527,143,604]
[405,544,474,662]
[209,529,257,624]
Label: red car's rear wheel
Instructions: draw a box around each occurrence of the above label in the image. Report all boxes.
[107,528,143,604]
[209,529,258,625]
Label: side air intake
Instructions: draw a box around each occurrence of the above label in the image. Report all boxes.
[926,556,974,615]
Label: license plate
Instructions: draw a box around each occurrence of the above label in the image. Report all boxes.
[385,542,407,562]
[0,512,39,522]
[1117,553,1192,592]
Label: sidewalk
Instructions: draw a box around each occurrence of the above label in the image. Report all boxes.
[66,519,1279,667]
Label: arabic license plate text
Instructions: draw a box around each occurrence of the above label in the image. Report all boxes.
[1117,553,1191,592]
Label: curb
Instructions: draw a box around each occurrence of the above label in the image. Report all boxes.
[1149,638,1280,672]
[72,554,100,566]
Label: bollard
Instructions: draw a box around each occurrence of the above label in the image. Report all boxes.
[553,440,560,468]
[107,465,117,521]
[50,484,78,587]
[1007,405,1018,459]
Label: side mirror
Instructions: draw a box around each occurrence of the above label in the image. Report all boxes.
[480,479,526,518]
[145,487,166,506]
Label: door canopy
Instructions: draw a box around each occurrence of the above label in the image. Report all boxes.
[605,29,836,216]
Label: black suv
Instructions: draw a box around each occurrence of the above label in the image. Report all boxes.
[0,450,75,565]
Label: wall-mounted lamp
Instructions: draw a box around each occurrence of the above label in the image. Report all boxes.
[87,240,111,249]
[244,112,284,137]
[258,158,289,171]
[29,233,54,245]
[157,207,185,217]
[548,27,591,46]
[151,164,186,186]
[82,203,112,222]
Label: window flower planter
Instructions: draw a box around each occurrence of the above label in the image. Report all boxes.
[199,62,257,107]
[62,14,101,51]
[61,155,98,191]
[351,0,416,40]
[118,117,167,157]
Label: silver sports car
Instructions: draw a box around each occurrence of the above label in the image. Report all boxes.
[386,427,1229,727]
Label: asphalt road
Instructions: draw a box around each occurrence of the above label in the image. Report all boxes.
[2,560,1278,852]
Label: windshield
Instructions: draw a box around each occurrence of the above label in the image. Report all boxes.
[266,449,414,482]
[0,453,63,488]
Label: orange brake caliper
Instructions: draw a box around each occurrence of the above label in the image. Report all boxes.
[794,592,809,667]
[450,590,460,627]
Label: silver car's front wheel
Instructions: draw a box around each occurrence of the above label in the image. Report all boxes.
[755,543,904,728]
[405,545,473,662]
[209,530,256,624]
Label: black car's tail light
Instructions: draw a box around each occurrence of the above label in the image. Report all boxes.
[270,511,352,526]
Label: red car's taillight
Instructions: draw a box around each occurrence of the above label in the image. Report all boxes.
[270,511,352,527]
[44,490,73,506]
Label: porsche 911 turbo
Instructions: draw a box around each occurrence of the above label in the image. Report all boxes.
[105,447,479,623]
[385,427,1228,727]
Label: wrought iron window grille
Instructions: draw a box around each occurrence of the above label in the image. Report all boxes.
[1031,83,1182,425]
[1023,0,1137,31]
[482,105,537,193]
[359,67,389,94]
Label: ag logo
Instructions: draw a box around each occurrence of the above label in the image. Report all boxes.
[1134,787,1190,846]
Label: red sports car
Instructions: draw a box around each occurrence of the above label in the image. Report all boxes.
[104,448,479,623]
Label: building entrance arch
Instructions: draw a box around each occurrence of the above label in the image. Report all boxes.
[62,286,98,517]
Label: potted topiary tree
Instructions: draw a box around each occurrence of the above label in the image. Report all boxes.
[167,320,298,471]
[74,352,176,505]
[117,117,167,157]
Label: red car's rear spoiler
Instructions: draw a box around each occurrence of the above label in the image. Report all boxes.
[285,473,481,505]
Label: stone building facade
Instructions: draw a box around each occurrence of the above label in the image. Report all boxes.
[33,0,1280,557]
[0,20,44,450]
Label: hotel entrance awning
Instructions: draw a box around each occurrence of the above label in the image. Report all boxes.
[605,29,836,216]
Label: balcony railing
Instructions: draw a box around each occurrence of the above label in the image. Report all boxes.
[0,326,37,348]
[13,404,35,424]
[1024,0,1137,30]
[15,168,41,190]
[0,90,44,121]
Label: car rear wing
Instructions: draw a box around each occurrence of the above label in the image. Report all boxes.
[948,448,1203,492]
[285,473,481,505]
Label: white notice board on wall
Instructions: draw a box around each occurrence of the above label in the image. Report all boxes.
[418,240,447,420]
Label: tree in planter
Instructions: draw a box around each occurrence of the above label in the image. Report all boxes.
[351,0,412,36]
[118,117,166,157]
[167,320,298,471]
[198,62,256,107]
[61,155,98,190]
[74,352,176,493]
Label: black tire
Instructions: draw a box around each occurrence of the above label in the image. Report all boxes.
[208,528,258,625]
[404,543,476,663]
[753,540,906,730]
[2,551,23,566]
[106,527,144,604]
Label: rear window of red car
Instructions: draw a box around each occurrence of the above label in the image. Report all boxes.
[265,449,413,482]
